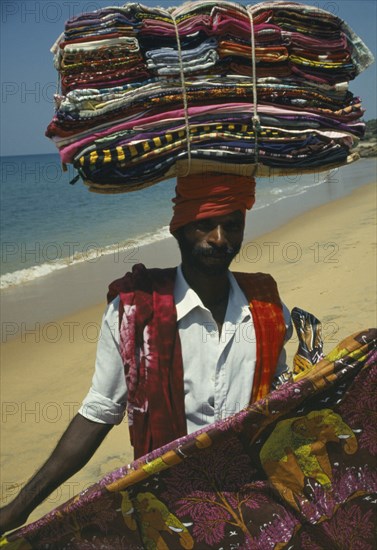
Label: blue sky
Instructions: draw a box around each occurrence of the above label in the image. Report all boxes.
[1,0,376,156]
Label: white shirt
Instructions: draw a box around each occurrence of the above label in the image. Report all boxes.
[79,266,291,433]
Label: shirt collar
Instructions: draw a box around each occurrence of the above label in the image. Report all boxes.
[174,265,251,323]
[174,265,204,321]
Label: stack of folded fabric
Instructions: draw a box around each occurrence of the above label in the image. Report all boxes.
[46,1,374,193]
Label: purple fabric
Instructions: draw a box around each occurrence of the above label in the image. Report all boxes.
[3,327,376,549]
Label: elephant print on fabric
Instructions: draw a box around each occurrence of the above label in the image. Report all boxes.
[260,409,358,510]
[119,491,194,550]
[119,491,137,531]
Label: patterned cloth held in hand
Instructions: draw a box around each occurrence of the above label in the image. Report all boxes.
[2,316,376,549]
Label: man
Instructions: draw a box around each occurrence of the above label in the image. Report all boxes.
[0,173,291,533]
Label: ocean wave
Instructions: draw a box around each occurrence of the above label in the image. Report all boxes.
[0,262,67,289]
[0,169,346,289]
[253,175,329,211]
[1,225,171,290]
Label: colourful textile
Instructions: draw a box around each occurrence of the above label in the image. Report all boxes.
[169,173,256,233]
[235,272,286,403]
[45,1,374,192]
[108,265,186,459]
[107,264,285,458]
[2,322,376,548]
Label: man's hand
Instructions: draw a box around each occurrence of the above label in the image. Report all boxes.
[0,414,113,535]
[0,502,29,535]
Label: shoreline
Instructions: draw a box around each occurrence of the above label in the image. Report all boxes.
[2,181,374,344]
[1,157,376,335]
[1,181,376,524]
[237,181,377,361]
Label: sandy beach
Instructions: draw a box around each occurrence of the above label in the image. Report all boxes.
[1,181,376,525]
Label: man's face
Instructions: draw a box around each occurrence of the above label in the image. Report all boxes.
[176,210,245,275]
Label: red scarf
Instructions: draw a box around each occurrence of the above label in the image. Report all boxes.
[108,264,286,458]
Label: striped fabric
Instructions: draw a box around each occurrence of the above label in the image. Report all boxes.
[45,1,374,192]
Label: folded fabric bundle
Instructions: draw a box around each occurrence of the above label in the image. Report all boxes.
[46,0,374,193]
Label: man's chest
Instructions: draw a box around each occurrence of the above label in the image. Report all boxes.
[178,309,257,432]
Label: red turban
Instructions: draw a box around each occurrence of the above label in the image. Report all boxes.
[169,173,256,233]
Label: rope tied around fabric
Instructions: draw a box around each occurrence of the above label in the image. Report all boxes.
[246,8,261,172]
[170,11,192,177]
[166,2,261,177]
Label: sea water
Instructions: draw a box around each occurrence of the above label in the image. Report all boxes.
[1,154,376,289]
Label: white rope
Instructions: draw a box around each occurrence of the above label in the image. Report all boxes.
[170,12,192,176]
[246,8,261,169]
[166,3,260,176]
[57,71,61,96]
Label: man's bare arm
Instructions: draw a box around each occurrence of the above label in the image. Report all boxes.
[0,413,113,534]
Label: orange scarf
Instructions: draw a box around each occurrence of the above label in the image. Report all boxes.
[169,173,256,233]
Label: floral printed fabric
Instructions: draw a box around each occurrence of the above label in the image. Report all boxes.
[2,313,376,549]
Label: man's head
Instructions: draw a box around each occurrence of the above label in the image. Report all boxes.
[170,172,255,275]
[175,210,245,275]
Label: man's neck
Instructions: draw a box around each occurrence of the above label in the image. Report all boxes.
[181,263,230,309]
